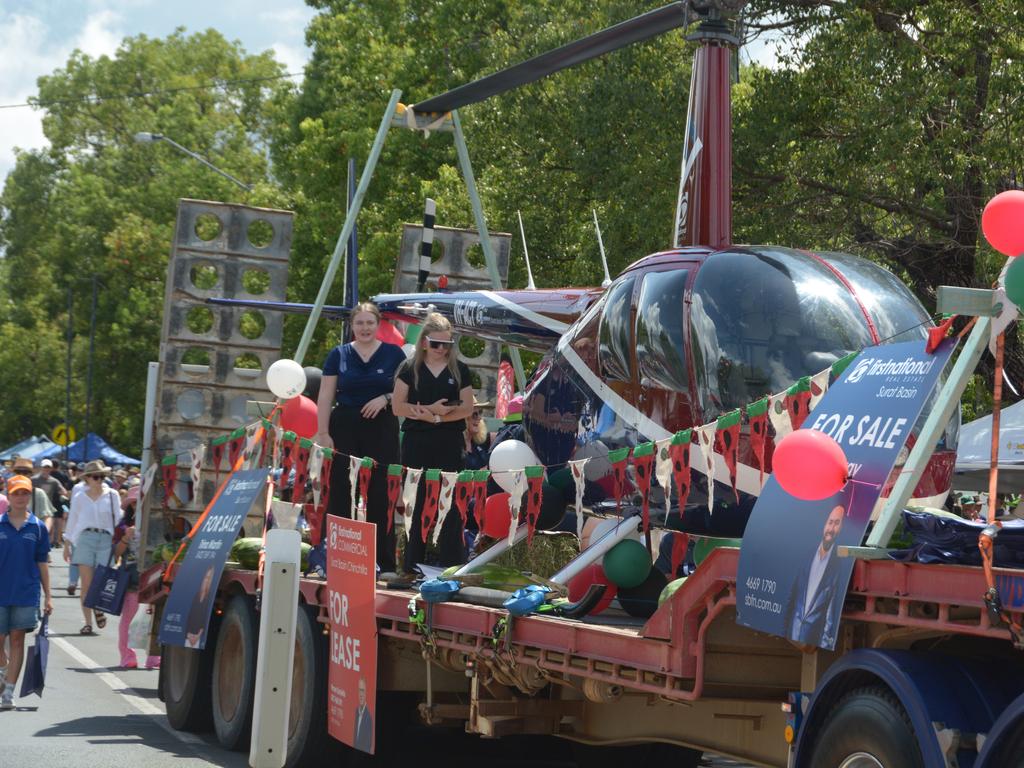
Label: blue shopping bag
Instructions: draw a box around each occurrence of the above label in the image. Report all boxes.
[19,616,49,698]
[83,560,130,616]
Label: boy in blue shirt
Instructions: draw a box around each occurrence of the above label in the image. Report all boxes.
[0,474,52,709]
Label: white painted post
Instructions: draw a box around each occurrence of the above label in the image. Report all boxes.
[249,529,301,768]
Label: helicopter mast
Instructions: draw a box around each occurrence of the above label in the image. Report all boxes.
[673,15,739,250]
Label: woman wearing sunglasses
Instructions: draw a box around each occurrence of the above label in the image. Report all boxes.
[392,312,475,570]
[316,302,406,575]
[63,460,120,635]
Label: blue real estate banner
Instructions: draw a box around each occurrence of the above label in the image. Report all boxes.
[736,338,955,650]
[158,468,268,649]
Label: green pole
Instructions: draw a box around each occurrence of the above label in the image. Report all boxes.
[293,88,402,365]
[865,315,993,548]
[451,110,527,390]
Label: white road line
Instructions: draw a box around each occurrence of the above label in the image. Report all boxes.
[50,636,207,748]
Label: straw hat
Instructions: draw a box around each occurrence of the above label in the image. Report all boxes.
[79,459,111,476]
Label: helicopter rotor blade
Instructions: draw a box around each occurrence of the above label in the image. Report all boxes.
[411,2,690,114]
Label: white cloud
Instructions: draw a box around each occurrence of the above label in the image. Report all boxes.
[270,41,308,75]
[76,9,124,59]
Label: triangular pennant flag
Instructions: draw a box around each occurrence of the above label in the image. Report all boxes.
[402,468,423,537]
[308,445,325,509]
[272,424,285,470]
[259,419,273,466]
[292,439,312,503]
[421,469,441,543]
[654,438,674,520]
[141,463,158,497]
[523,466,545,545]
[694,422,717,513]
[280,431,297,493]
[471,469,489,534]
[810,368,831,411]
[926,316,956,354]
[161,455,179,507]
[608,446,631,512]
[317,448,333,523]
[507,470,527,545]
[670,532,689,579]
[785,376,812,431]
[669,430,692,514]
[746,397,769,487]
[227,427,246,468]
[305,502,323,546]
[992,259,1019,355]
[348,455,361,519]
[768,391,792,441]
[632,442,655,533]
[568,458,589,539]
[431,471,459,545]
[211,434,228,481]
[356,457,374,523]
[189,444,206,505]
[714,410,741,503]
[385,464,404,535]
[831,351,858,379]
[453,470,475,538]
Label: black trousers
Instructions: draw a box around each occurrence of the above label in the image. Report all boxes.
[328,404,400,572]
[401,428,465,571]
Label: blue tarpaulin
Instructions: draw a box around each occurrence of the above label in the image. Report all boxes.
[34,433,140,466]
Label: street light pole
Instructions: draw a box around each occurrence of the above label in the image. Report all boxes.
[134,132,253,192]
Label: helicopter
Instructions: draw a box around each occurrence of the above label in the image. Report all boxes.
[213,1,958,537]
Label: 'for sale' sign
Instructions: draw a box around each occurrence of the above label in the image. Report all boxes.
[326,515,377,754]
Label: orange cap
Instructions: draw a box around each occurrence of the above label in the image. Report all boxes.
[7,475,32,494]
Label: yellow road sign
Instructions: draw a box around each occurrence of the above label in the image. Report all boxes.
[52,423,76,447]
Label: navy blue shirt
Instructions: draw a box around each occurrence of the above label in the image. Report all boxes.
[323,342,406,407]
[0,513,50,607]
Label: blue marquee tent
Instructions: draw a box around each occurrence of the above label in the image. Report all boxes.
[35,433,140,466]
[0,435,59,462]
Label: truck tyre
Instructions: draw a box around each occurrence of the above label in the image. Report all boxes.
[285,606,328,768]
[162,642,215,732]
[807,686,924,768]
[212,594,258,751]
[572,742,702,768]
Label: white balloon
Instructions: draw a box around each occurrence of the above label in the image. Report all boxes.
[575,440,612,481]
[266,359,307,399]
[488,439,539,493]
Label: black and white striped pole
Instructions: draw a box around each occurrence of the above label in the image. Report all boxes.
[417,198,436,292]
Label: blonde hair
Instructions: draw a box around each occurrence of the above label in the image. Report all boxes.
[469,414,488,445]
[410,312,460,391]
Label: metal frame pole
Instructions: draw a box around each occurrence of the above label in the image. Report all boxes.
[451,110,527,390]
[84,275,97,461]
[865,316,993,548]
[65,285,73,463]
[293,89,403,365]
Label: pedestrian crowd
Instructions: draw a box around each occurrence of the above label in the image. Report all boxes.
[0,455,156,710]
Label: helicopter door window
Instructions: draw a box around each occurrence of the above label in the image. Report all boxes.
[598,276,636,382]
[636,269,688,391]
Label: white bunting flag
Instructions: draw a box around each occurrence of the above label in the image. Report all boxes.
[432,472,459,545]
[768,392,792,441]
[695,422,717,513]
[141,463,158,497]
[810,368,831,411]
[348,455,361,520]
[655,437,674,519]
[272,425,284,469]
[242,423,261,468]
[189,445,206,506]
[507,470,527,545]
[402,468,423,536]
[308,447,324,509]
[568,458,589,539]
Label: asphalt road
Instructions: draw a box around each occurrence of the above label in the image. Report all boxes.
[4,560,755,768]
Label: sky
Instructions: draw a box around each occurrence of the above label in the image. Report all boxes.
[0,0,318,183]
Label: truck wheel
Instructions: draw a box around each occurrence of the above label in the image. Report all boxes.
[285,606,329,768]
[807,686,924,768]
[212,595,258,751]
[572,742,702,768]
[162,643,215,732]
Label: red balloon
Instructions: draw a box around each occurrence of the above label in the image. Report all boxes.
[481,493,512,539]
[773,429,848,501]
[567,563,617,615]
[982,190,1024,257]
[376,320,405,345]
[280,395,318,438]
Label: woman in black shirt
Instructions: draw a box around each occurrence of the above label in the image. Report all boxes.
[391,313,474,569]
[316,302,406,574]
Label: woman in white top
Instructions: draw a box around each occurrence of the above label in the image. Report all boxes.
[63,460,120,635]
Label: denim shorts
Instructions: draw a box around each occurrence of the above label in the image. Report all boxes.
[0,604,38,634]
[71,529,113,567]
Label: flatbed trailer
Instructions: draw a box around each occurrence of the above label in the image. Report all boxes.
[142,543,1024,768]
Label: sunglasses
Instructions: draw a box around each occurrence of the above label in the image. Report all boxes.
[12,469,32,475]
[87,474,105,481]
[427,338,454,349]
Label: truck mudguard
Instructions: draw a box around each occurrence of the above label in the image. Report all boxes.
[794,649,1024,768]
[975,689,1024,768]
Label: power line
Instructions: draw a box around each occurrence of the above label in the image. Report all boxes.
[0,71,305,111]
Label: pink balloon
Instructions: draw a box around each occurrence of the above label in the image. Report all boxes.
[982,191,1024,257]
[773,429,848,501]
[280,395,318,438]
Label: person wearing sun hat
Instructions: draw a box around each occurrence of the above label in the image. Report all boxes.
[63,460,120,635]
[462,395,493,471]
[11,458,54,531]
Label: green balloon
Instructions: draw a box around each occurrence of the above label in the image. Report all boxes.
[602,539,651,589]
[693,537,743,566]
[658,576,688,607]
[1005,257,1024,308]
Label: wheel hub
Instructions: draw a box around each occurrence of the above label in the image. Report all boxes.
[838,754,884,768]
